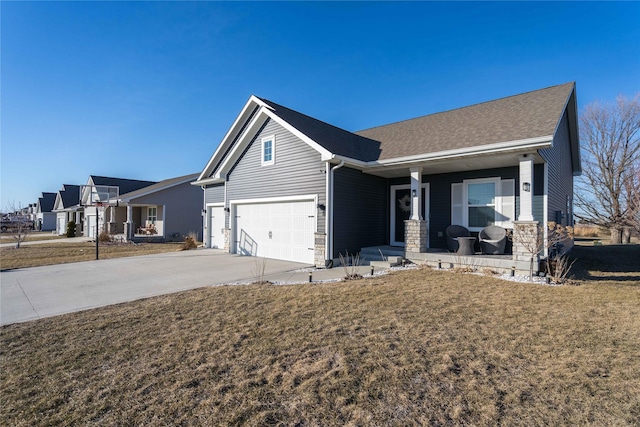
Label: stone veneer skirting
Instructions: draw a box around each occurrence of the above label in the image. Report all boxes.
[404,220,428,254]
[314,232,326,268]
[512,221,541,267]
[223,228,231,253]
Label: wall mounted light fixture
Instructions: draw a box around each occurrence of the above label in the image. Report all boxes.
[522,182,531,192]
[411,189,417,197]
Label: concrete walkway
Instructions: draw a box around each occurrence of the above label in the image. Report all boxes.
[0,249,373,325]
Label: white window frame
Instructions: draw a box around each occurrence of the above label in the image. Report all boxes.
[464,178,499,231]
[261,135,275,166]
[147,206,157,224]
[453,178,515,231]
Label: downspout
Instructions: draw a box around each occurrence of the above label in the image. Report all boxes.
[328,159,345,265]
[201,186,207,246]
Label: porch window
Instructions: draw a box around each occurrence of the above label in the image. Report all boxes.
[147,207,157,224]
[451,178,515,231]
[468,182,496,228]
[261,135,275,166]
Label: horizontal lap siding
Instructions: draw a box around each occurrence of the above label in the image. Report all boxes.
[131,183,203,240]
[333,167,388,258]
[539,111,574,226]
[205,184,225,204]
[425,167,522,249]
[226,119,326,233]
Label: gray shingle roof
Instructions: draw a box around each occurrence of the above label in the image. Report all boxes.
[355,82,575,160]
[258,98,382,161]
[90,176,157,195]
[59,185,80,208]
[120,173,199,200]
[38,192,57,212]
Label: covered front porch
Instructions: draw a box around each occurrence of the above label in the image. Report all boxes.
[123,205,165,240]
[361,245,537,276]
[363,150,544,274]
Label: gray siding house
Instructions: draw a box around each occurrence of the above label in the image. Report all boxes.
[119,173,202,242]
[53,184,82,235]
[193,83,580,268]
[35,192,57,231]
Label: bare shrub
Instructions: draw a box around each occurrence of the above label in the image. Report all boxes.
[339,251,362,280]
[98,231,112,243]
[251,257,269,284]
[180,232,198,251]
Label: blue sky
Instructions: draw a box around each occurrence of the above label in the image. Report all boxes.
[2,1,639,209]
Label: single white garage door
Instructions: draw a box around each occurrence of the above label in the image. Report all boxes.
[209,206,225,249]
[57,217,66,235]
[234,199,316,264]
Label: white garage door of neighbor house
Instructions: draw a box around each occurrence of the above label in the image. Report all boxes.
[57,217,66,235]
[209,206,225,249]
[234,199,316,264]
[87,215,97,238]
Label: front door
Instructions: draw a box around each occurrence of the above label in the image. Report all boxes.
[390,184,430,246]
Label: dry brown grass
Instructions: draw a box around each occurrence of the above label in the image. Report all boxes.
[0,242,183,271]
[0,231,62,243]
[1,244,639,426]
[573,224,604,238]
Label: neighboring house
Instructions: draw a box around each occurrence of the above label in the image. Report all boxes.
[52,184,82,235]
[119,173,202,242]
[35,192,57,231]
[193,83,580,268]
[81,176,156,239]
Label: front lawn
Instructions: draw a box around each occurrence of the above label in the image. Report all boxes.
[1,244,639,426]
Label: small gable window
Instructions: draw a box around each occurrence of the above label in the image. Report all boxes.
[261,136,275,166]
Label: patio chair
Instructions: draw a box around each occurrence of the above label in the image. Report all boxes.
[446,225,470,252]
[478,225,507,255]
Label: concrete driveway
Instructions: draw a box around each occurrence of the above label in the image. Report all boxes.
[0,249,307,325]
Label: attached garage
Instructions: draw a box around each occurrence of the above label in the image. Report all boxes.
[232,197,316,265]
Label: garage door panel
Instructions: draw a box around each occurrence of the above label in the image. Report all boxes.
[234,199,315,264]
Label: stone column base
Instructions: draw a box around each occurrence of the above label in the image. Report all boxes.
[314,233,326,268]
[512,221,541,273]
[404,220,428,254]
[223,228,231,253]
[124,222,133,241]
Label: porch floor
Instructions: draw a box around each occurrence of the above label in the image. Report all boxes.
[360,245,535,275]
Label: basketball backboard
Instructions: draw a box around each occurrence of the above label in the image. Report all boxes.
[79,185,119,207]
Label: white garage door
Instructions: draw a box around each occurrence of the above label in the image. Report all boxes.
[57,217,66,235]
[209,206,225,249]
[87,215,97,238]
[234,199,316,264]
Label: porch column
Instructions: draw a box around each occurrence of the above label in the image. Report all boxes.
[125,205,133,241]
[410,167,422,220]
[108,206,117,234]
[518,154,534,221]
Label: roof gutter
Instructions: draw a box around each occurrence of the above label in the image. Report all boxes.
[374,136,554,167]
[191,177,225,186]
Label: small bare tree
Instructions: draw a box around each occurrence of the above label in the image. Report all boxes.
[3,202,33,248]
[512,222,574,283]
[575,93,640,244]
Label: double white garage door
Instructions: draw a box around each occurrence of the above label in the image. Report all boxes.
[233,199,316,265]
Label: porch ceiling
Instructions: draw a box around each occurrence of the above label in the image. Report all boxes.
[363,151,544,178]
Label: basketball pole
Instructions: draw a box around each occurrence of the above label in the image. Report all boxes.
[96,203,100,260]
